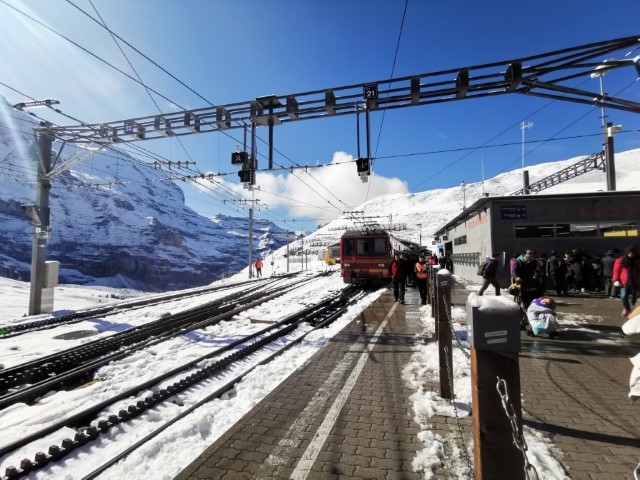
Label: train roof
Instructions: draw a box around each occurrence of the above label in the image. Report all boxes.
[341,229,389,237]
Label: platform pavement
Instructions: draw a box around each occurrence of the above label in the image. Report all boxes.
[177,282,640,480]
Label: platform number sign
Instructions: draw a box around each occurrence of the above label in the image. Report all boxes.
[124,120,134,135]
[363,84,378,101]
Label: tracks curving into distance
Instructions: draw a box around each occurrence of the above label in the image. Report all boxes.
[0,278,363,480]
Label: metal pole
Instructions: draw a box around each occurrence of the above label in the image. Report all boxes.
[29,128,53,315]
[599,75,607,149]
[520,121,533,169]
[356,103,361,159]
[521,122,525,170]
[365,103,371,160]
[605,123,616,191]
[248,122,256,279]
[268,111,274,170]
[286,234,290,273]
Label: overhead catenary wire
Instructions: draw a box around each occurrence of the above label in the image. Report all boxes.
[366,0,409,202]
[57,0,353,216]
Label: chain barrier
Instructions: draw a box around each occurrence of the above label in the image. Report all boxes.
[443,345,474,477]
[496,377,540,480]
[442,295,471,360]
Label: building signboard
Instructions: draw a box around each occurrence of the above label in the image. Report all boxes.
[500,206,527,220]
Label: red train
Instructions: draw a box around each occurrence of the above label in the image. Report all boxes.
[340,229,421,286]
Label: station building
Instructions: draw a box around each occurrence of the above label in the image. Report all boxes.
[433,191,640,286]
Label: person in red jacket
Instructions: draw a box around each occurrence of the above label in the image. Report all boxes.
[390,252,408,304]
[414,255,428,305]
[255,258,263,278]
[612,244,639,317]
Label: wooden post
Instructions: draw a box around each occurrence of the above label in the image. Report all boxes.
[437,270,452,400]
[468,299,524,480]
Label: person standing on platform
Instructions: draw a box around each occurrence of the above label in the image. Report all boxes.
[415,255,428,305]
[509,253,519,284]
[390,252,408,304]
[612,244,640,317]
[515,249,543,307]
[546,250,568,296]
[255,258,263,278]
[478,252,501,296]
[601,249,618,297]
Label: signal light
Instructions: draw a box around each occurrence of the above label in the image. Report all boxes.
[231,151,248,165]
[356,157,370,175]
[238,170,252,183]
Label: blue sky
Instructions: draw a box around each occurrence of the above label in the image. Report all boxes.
[1,0,639,231]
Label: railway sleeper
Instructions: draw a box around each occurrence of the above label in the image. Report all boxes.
[3,290,346,478]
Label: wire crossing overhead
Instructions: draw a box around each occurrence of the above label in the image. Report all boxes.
[37,36,640,146]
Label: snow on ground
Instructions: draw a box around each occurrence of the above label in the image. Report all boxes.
[1,262,622,479]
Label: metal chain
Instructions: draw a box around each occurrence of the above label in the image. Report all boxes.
[443,346,474,477]
[496,377,540,480]
[442,295,471,359]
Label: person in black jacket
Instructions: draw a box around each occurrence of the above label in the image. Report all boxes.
[478,253,501,296]
[515,249,543,306]
[546,250,568,296]
[601,249,618,297]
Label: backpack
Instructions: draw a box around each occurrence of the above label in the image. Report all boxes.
[477,261,488,276]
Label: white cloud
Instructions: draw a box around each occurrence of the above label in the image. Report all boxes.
[256,151,407,220]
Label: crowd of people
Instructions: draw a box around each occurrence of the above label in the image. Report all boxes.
[487,244,639,319]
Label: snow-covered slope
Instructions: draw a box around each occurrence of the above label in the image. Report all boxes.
[251,149,640,275]
[0,99,288,290]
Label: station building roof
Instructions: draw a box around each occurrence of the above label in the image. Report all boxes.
[434,190,640,238]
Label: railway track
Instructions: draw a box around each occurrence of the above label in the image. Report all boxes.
[0,283,364,480]
[0,274,314,406]
[0,276,291,338]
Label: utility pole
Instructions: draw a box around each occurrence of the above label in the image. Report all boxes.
[605,122,622,191]
[29,127,53,315]
[460,181,467,211]
[520,121,533,169]
[286,232,290,273]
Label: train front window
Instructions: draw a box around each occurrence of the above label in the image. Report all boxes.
[343,239,355,256]
[356,238,387,256]
[356,239,369,255]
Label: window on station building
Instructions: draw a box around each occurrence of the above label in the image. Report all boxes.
[600,222,638,237]
[514,222,638,238]
[454,235,467,246]
[556,223,598,237]
[514,224,555,238]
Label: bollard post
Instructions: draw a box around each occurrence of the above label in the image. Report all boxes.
[430,265,440,319]
[437,269,452,400]
[467,296,524,480]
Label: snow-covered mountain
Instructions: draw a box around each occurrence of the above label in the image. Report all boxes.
[258,148,640,270]
[0,100,288,290]
[2,95,639,290]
